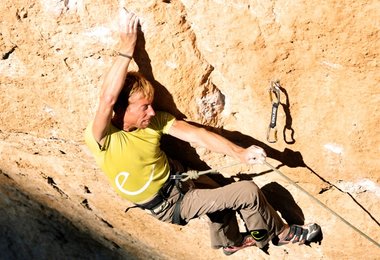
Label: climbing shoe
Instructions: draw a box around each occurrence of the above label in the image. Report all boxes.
[222,235,256,256]
[273,223,322,246]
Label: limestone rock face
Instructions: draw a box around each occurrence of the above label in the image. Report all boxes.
[1,0,379,259]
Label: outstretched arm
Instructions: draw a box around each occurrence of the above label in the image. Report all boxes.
[92,9,139,145]
[168,120,266,165]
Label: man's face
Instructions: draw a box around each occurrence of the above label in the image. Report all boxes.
[124,92,155,130]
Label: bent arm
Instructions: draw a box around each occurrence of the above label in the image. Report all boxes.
[168,120,266,164]
[92,56,132,144]
[92,11,139,145]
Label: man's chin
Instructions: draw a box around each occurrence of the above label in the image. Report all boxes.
[140,121,150,128]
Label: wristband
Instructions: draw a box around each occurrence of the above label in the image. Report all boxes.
[118,52,133,59]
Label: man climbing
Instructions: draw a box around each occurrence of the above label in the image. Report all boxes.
[84,9,321,255]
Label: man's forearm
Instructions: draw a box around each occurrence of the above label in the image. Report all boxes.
[194,127,244,161]
[170,120,244,161]
[92,10,139,144]
[169,120,266,165]
[100,56,132,105]
[92,56,132,144]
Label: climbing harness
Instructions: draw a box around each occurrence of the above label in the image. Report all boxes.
[178,162,380,248]
[267,81,281,143]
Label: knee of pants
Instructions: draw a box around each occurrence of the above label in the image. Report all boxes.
[235,181,260,201]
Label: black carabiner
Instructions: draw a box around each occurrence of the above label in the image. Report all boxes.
[267,81,281,143]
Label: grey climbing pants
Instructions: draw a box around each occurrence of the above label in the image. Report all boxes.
[153,175,285,249]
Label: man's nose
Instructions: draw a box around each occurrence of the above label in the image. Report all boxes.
[148,105,155,116]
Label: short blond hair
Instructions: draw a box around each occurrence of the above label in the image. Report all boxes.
[113,71,154,115]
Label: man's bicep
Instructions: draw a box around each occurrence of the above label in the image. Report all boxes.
[168,119,202,144]
[92,103,113,145]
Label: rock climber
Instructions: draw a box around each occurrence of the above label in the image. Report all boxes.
[84,9,322,255]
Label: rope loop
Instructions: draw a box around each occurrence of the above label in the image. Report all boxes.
[182,170,200,181]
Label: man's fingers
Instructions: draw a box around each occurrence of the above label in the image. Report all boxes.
[248,146,266,156]
[248,155,265,165]
[127,15,140,33]
[256,156,266,164]
[119,7,139,33]
[246,145,267,165]
[129,15,138,30]
[133,17,140,31]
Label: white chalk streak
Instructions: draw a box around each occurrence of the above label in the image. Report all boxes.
[336,179,380,197]
[324,143,344,154]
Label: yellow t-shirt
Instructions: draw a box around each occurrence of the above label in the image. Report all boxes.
[84,111,176,203]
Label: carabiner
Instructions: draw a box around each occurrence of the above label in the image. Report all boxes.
[266,81,281,143]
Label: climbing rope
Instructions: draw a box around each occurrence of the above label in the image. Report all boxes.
[178,163,241,182]
[179,161,380,248]
[263,161,380,248]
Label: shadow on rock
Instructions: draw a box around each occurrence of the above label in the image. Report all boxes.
[0,173,147,260]
[134,30,186,120]
[260,182,305,225]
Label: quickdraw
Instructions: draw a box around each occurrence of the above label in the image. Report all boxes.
[267,81,281,143]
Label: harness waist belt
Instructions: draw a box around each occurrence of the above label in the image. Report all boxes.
[136,178,174,210]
